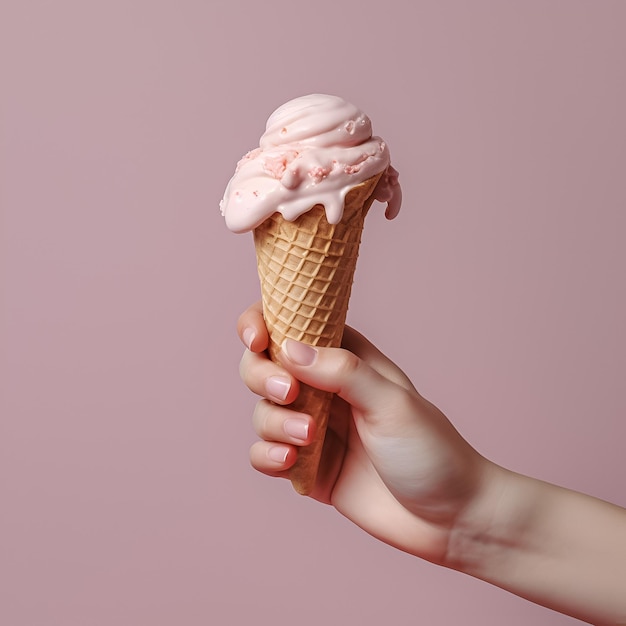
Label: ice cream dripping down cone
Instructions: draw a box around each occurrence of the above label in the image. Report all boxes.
[254,172,382,494]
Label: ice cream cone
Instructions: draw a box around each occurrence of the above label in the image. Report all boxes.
[221,95,401,494]
[253,172,383,495]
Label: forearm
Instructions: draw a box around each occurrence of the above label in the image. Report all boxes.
[446,461,626,625]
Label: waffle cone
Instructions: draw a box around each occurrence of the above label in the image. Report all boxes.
[253,172,382,495]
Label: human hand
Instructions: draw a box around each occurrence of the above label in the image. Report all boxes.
[237,302,488,564]
[238,302,626,623]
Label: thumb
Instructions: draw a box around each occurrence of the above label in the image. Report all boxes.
[278,338,410,421]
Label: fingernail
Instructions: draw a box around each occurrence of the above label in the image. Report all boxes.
[266,376,291,402]
[283,339,317,366]
[243,328,256,350]
[268,445,289,463]
[284,418,309,442]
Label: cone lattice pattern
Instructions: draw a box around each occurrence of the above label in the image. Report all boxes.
[253,173,382,495]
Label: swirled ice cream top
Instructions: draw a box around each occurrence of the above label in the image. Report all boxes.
[220,94,402,233]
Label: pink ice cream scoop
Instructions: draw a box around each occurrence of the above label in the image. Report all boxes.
[220,94,402,233]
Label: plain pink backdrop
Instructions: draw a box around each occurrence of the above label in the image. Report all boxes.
[1,1,625,624]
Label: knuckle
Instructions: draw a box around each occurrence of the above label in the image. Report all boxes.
[252,399,273,435]
[334,349,361,380]
[252,396,266,418]
[249,441,265,470]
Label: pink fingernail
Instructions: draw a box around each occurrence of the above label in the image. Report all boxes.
[266,376,291,402]
[284,418,309,442]
[268,446,289,463]
[283,339,317,366]
[243,328,256,350]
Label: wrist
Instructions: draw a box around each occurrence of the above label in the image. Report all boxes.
[442,460,626,624]
[442,460,540,577]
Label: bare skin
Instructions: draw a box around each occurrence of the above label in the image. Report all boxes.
[238,302,626,625]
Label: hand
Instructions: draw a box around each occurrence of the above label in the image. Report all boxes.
[237,302,487,564]
[237,302,626,624]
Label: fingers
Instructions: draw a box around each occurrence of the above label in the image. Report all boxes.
[237,300,306,477]
[278,338,410,419]
[236,303,421,484]
[236,306,414,409]
[238,302,300,403]
[249,400,315,477]
[252,399,314,446]
[239,348,300,404]
[236,302,413,395]
[249,441,296,477]
[237,301,268,352]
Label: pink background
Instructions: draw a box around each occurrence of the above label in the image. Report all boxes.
[2,1,625,624]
